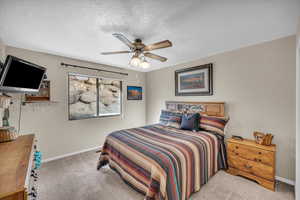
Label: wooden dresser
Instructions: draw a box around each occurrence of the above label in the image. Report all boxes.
[0,134,38,200]
[227,138,276,191]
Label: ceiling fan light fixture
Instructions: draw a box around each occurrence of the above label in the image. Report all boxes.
[140,58,150,69]
[102,34,172,69]
[130,55,141,67]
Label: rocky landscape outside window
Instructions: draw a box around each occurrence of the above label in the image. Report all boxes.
[68,73,122,120]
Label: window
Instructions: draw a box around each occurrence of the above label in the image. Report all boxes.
[68,73,122,120]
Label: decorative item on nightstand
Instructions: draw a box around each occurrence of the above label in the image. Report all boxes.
[227,138,276,191]
[231,135,244,141]
[253,131,274,146]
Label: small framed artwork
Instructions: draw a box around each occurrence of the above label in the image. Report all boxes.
[25,80,50,101]
[127,86,142,100]
[175,63,213,96]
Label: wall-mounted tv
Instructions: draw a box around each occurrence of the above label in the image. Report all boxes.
[0,55,46,93]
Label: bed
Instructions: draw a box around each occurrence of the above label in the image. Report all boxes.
[97,101,228,200]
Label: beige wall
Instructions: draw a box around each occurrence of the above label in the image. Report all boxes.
[5,46,146,160]
[146,36,296,180]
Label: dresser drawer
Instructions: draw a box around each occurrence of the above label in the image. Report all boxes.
[228,154,274,180]
[227,143,274,166]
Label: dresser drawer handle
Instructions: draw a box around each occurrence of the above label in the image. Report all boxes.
[235,146,239,149]
[235,153,239,156]
[258,152,262,155]
[254,158,262,162]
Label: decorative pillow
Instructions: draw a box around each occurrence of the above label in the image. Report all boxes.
[180,113,200,131]
[199,115,229,135]
[167,116,182,129]
[159,110,182,125]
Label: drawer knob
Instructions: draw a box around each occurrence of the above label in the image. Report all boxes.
[235,146,239,149]
[28,192,37,198]
[258,152,262,155]
[235,153,239,156]
[31,174,38,178]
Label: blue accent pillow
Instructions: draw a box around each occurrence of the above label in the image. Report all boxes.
[180,113,200,131]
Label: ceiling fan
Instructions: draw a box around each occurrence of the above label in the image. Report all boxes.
[101,33,172,69]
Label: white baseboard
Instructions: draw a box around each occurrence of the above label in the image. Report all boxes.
[42,146,101,163]
[276,176,295,186]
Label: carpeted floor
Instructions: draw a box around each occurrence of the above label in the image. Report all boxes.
[39,151,294,200]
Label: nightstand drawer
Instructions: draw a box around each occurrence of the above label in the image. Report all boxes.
[228,154,274,180]
[227,143,274,166]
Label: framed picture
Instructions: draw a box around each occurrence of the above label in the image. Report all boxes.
[127,86,142,100]
[25,80,50,101]
[175,63,213,96]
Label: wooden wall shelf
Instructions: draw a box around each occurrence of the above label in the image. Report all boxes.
[22,101,59,105]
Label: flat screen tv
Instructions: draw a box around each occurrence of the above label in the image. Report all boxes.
[0,55,46,93]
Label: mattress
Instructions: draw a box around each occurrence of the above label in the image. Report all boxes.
[97,124,227,200]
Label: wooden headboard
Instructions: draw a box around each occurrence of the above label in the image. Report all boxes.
[165,101,225,117]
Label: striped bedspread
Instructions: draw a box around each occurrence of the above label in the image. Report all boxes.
[97,124,227,200]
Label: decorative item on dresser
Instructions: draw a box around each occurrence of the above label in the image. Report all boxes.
[0,94,12,127]
[227,138,276,191]
[0,95,18,142]
[0,126,18,143]
[0,134,40,200]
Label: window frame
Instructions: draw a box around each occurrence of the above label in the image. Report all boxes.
[68,72,122,120]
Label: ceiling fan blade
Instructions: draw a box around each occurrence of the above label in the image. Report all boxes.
[101,51,132,55]
[143,40,172,51]
[144,52,167,62]
[112,33,135,49]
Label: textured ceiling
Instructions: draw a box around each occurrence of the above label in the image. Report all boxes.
[0,0,299,72]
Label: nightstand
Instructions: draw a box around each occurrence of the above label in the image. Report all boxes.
[227,138,276,191]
